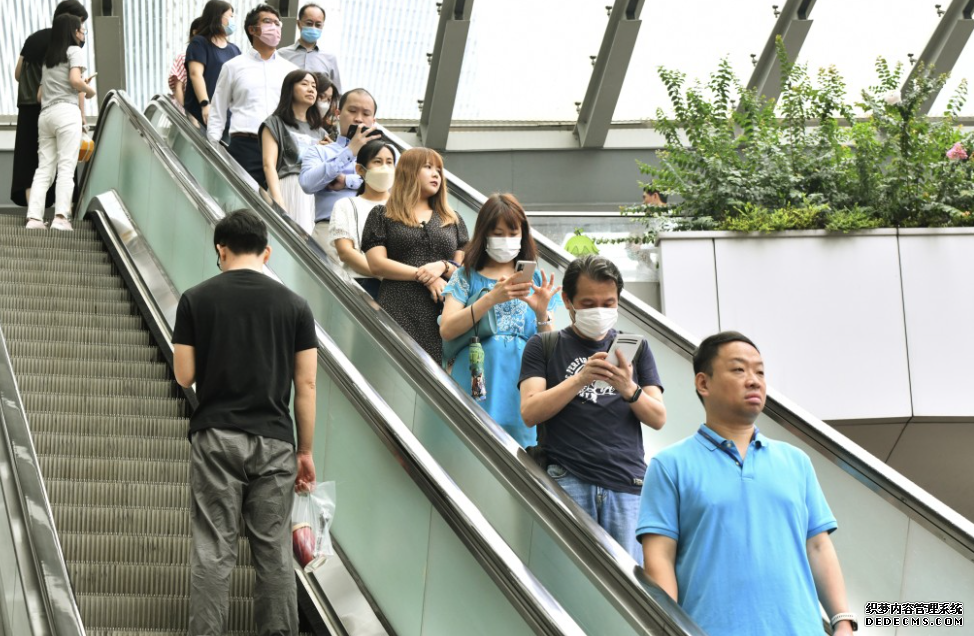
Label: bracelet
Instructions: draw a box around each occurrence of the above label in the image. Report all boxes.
[448,259,460,268]
[441,260,451,276]
[536,319,552,326]
[626,385,643,403]
[829,613,858,632]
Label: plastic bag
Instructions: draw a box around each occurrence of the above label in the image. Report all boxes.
[291,481,336,570]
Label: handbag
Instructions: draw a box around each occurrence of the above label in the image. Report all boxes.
[441,288,497,364]
[78,133,95,162]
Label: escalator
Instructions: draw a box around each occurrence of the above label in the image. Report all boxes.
[0,92,604,636]
[141,88,974,631]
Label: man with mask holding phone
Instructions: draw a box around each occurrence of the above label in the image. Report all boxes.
[279,3,342,93]
[519,255,667,563]
[299,88,380,254]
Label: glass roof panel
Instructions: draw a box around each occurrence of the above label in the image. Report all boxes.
[613,0,775,122]
[930,34,974,116]
[794,1,940,111]
[452,1,608,122]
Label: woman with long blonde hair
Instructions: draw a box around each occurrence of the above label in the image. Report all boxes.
[361,147,468,362]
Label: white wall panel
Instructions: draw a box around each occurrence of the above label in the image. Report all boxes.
[898,231,974,418]
[657,236,719,343]
[711,233,911,422]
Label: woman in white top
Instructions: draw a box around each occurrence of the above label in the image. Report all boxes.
[26,13,95,231]
[328,140,397,298]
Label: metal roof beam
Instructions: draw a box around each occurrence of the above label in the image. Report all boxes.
[744,0,817,104]
[419,0,475,150]
[904,0,974,114]
[574,0,645,149]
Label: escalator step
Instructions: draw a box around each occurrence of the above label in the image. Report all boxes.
[58,533,253,567]
[11,357,171,381]
[28,413,187,439]
[52,504,192,535]
[23,393,184,417]
[76,594,253,631]
[47,480,189,509]
[4,324,151,347]
[68,562,254,597]
[39,456,188,482]
[0,213,99,237]
[10,341,158,363]
[0,230,105,252]
[3,245,112,265]
[0,269,124,289]
[0,256,115,277]
[19,375,177,399]
[0,309,143,331]
[0,295,133,316]
[35,434,188,462]
[3,284,130,303]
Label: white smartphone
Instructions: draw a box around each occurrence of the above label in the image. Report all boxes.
[594,333,644,390]
[86,72,98,82]
[513,260,536,284]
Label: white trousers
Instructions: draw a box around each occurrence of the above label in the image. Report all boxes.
[27,102,82,221]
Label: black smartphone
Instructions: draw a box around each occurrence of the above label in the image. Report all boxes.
[345,124,382,140]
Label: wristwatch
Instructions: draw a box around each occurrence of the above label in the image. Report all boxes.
[830,613,858,632]
[626,386,642,403]
[199,99,210,107]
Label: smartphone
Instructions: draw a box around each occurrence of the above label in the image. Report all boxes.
[86,72,98,82]
[594,333,644,390]
[513,260,536,284]
[345,124,382,140]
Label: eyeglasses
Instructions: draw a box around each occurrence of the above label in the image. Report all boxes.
[260,18,283,27]
[300,20,324,28]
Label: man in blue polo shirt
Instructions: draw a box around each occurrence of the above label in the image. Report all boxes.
[637,331,857,636]
[520,255,667,563]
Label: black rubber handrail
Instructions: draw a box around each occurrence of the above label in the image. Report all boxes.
[80,91,589,636]
[144,94,706,636]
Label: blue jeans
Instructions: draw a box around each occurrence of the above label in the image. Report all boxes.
[546,463,643,565]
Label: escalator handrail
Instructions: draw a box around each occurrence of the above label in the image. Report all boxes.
[0,313,85,636]
[389,130,974,559]
[144,94,706,636]
[80,94,591,636]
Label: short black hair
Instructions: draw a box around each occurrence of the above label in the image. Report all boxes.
[53,0,88,21]
[338,88,377,115]
[245,3,280,45]
[298,3,326,20]
[643,187,668,204]
[214,209,268,256]
[563,254,624,302]
[693,331,760,403]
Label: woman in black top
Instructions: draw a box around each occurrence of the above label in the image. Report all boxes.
[361,148,468,363]
[10,0,88,208]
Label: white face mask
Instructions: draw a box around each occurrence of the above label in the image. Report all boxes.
[570,303,618,339]
[317,101,331,116]
[364,165,395,192]
[486,236,521,263]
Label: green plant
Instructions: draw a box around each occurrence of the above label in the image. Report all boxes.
[625,38,974,237]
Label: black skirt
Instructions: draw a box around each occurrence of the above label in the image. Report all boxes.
[10,104,55,208]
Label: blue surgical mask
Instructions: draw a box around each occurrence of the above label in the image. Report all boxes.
[225,17,236,36]
[301,27,322,43]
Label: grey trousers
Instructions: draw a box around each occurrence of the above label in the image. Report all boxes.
[189,428,298,636]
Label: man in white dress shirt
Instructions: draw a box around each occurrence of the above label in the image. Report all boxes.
[207,3,296,188]
[278,3,342,93]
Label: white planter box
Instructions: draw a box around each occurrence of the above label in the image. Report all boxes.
[656,228,974,424]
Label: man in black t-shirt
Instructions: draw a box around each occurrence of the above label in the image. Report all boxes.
[519,255,666,563]
[173,210,317,636]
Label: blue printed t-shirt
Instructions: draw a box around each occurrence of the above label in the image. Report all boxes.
[183,35,241,123]
[442,267,562,447]
[518,327,663,494]
[636,425,837,636]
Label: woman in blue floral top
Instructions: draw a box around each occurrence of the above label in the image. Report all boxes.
[440,194,562,446]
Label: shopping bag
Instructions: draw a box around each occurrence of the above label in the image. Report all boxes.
[78,134,95,162]
[291,481,336,570]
